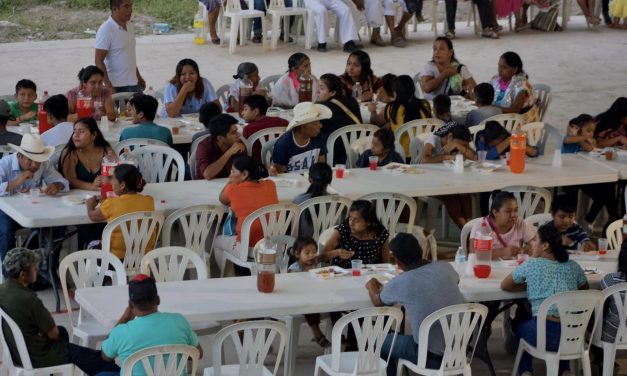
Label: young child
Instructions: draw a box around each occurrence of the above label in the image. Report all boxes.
[287,237,330,348]
[433,94,458,127]
[8,79,38,126]
[367,73,397,126]
[356,128,404,167]
[561,114,596,153]
[466,83,502,127]
[241,95,289,165]
[546,194,595,252]
[422,123,477,163]
[475,121,538,160]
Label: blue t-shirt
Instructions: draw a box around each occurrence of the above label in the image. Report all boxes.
[511,258,587,316]
[271,130,327,174]
[561,136,583,154]
[474,130,504,160]
[119,122,174,146]
[101,312,198,376]
[161,78,217,117]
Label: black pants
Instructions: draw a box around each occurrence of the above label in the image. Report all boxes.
[474,0,496,28]
[59,326,120,375]
[446,0,457,30]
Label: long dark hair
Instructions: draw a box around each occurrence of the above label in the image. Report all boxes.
[489,190,516,219]
[305,163,332,198]
[387,75,432,123]
[232,155,268,181]
[345,50,374,84]
[169,58,205,100]
[319,73,345,99]
[501,51,524,75]
[344,200,385,234]
[114,164,146,193]
[537,224,568,263]
[59,118,111,171]
[595,97,627,135]
[483,121,510,145]
[431,37,458,63]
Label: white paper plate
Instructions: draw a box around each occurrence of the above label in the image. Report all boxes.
[309,266,348,280]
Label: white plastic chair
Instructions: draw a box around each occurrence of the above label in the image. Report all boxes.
[480,113,525,132]
[592,282,627,376]
[220,0,268,54]
[190,133,210,179]
[161,205,224,269]
[314,307,403,376]
[397,303,488,376]
[318,227,336,250]
[533,84,552,121]
[326,124,379,168]
[393,119,445,151]
[260,74,283,93]
[215,84,231,109]
[460,217,483,255]
[244,126,286,163]
[140,246,208,281]
[511,290,603,376]
[297,195,352,241]
[113,137,169,156]
[521,122,545,147]
[261,137,278,169]
[540,123,564,157]
[111,91,135,110]
[59,250,127,348]
[220,203,299,276]
[123,344,199,376]
[412,72,424,99]
[489,186,553,218]
[0,307,76,376]
[524,213,552,228]
[0,145,14,159]
[204,320,287,376]
[266,0,307,50]
[606,219,622,251]
[359,192,417,238]
[102,211,165,278]
[130,144,185,183]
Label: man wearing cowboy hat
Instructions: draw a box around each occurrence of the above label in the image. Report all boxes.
[271,102,331,175]
[0,134,69,261]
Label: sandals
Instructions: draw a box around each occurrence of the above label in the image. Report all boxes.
[313,335,331,348]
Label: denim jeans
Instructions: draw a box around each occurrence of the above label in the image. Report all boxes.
[112,85,143,94]
[58,327,120,375]
[516,317,570,375]
[381,334,443,376]
[252,0,293,33]
[0,209,18,266]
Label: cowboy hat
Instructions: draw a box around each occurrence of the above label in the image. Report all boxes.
[286,102,332,132]
[9,134,55,163]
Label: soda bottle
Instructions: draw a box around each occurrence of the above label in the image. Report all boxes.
[118,147,138,167]
[100,153,118,199]
[472,222,493,278]
[256,239,276,293]
[193,4,206,45]
[298,72,313,103]
[238,75,253,116]
[509,128,526,174]
[38,91,51,134]
[352,82,362,103]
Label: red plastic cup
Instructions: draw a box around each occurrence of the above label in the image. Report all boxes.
[335,165,345,179]
[368,156,379,171]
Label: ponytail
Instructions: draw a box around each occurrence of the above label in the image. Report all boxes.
[537,225,568,263]
[305,163,332,198]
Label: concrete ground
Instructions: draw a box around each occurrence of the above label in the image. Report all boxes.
[1,14,627,376]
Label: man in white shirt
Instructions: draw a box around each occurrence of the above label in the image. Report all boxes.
[95,0,145,93]
[41,95,74,147]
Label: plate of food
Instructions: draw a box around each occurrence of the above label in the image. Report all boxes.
[381,163,424,174]
[309,266,348,280]
[471,161,503,173]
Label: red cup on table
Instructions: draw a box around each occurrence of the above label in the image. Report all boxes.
[598,237,608,255]
[335,164,345,179]
[368,156,379,171]
[351,259,362,276]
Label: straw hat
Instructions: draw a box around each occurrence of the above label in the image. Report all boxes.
[9,134,55,163]
[286,102,332,132]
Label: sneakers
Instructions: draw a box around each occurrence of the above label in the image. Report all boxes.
[444,30,455,39]
[343,41,358,53]
[481,27,500,39]
[317,42,327,52]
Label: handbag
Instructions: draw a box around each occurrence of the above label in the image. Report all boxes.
[531,5,559,31]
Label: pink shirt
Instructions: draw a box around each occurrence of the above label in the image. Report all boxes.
[470,216,536,249]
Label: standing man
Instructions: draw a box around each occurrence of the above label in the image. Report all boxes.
[95,0,146,93]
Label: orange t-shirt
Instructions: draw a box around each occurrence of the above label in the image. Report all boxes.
[99,193,156,259]
[224,180,278,247]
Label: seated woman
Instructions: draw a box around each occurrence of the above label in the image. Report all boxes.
[85,164,156,260]
[594,97,627,148]
[163,58,220,117]
[475,121,538,160]
[272,53,318,109]
[470,190,537,259]
[65,65,116,122]
[501,224,588,376]
[490,52,535,117]
[339,50,381,103]
[422,124,476,228]
[214,155,278,276]
[228,62,270,113]
[316,73,362,165]
[356,128,404,167]
[367,73,396,126]
[321,200,390,269]
[419,37,476,101]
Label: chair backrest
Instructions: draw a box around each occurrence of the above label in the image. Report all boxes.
[215,84,231,109]
[358,192,417,237]
[189,134,210,179]
[489,185,553,218]
[521,122,545,147]
[244,126,286,162]
[468,123,485,150]
[606,219,623,251]
[533,83,552,121]
[122,344,199,376]
[460,217,483,255]
[102,211,165,278]
[0,145,14,159]
[238,203,299,262]
[130,144,185,183]
[59,250,127,327]
[329,307,403,373]
[318,227,336,250]
[252,235,295,274]
[479,113,525,132]
[599,283,627,346]
[536,290,602,356]
[326,124,379,168]
[140,246,208,281]
[260,74,283,92]
[162,205,224,263]
[260,137,278,169]
[0,307,36,370]
[297,195,352,241]
[406,133,430,164]
[211,320,287,376]
[524,213,552,228]
[393,118,445,147]
[112,91,135,109]
[416,303,488,373]
[113,138,169,156]
[413,72,423,98]
[541,123,564,156]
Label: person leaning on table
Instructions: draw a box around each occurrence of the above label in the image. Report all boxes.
[0,248,119,374]
[365,233,465,376]
[0,134,69,264]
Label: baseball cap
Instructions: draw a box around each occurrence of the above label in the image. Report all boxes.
[389,233,422,266]
[0,100,15,120]
[128,274,158,305]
